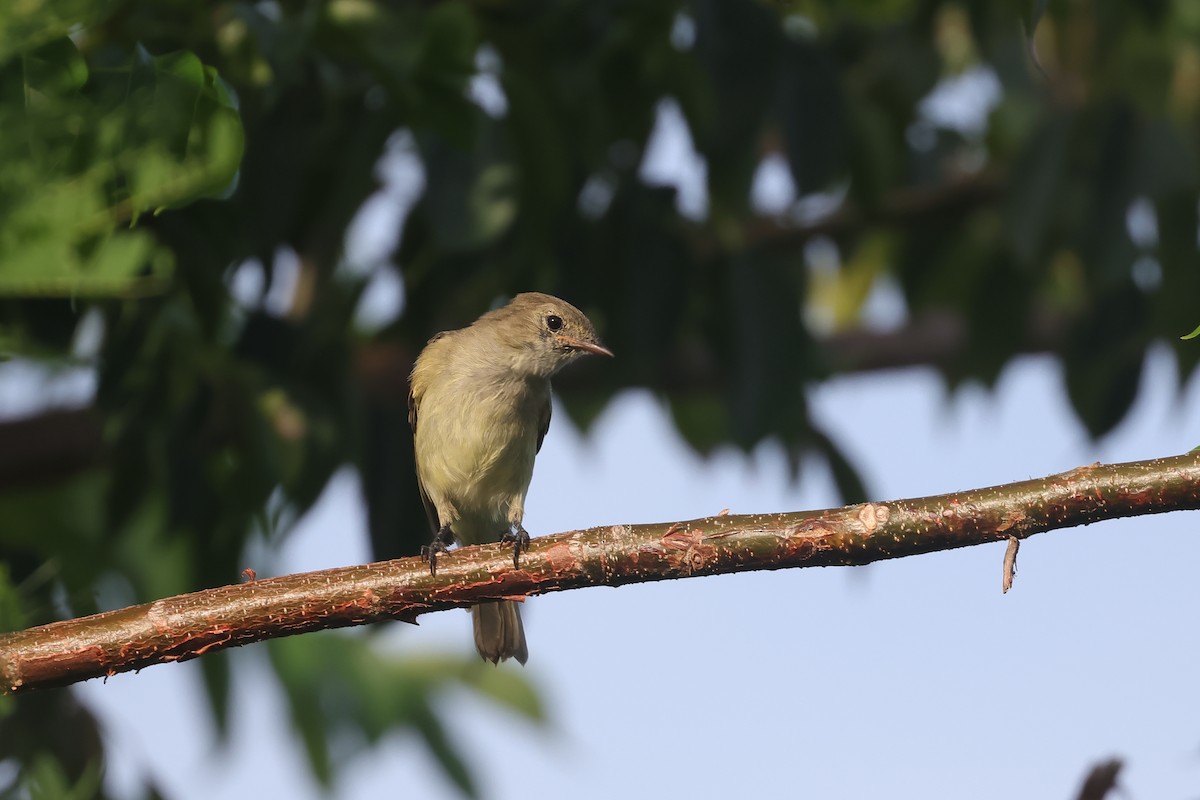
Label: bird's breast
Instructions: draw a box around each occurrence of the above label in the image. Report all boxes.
[414,373,546,523]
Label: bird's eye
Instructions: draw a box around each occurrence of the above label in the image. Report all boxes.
[546,314,563,331]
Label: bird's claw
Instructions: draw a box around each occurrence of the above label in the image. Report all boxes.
[501,525,531,569]
[422,524,455,576]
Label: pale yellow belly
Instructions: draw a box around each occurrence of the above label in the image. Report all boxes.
[415,393,538,545]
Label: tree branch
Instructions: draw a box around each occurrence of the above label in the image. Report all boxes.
[739,170,1007,257]
[4,453,1200,693]
[0,408,105,490]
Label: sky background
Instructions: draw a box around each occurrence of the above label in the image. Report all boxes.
[4,68,1198,799]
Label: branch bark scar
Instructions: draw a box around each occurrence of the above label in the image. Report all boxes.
[661,526,717,574]
[857,503,890,532]
[996,510,1026,533]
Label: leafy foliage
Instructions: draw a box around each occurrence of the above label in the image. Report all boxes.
[269,635,544,796]
[0,38,242,297]
[0,0,1198,797]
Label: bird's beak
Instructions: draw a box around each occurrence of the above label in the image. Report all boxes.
[556,335,614,358]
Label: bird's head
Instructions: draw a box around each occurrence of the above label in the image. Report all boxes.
[481,292,613,378]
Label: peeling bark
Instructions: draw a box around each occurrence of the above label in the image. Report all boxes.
[3,453,1200,693]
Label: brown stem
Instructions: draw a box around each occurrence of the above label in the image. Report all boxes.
[4,453,1199,693]
[739,170,1006,256]
[0,408,105,489]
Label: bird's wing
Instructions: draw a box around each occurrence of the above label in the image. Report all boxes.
[535,395,551,454]
[408,333,447,535]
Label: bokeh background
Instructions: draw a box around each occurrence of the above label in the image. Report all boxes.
[2,1,1199,798]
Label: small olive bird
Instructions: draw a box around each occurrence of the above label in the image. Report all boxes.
[408,292,613,664]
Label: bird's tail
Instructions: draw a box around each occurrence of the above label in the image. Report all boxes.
[471,600,528,665]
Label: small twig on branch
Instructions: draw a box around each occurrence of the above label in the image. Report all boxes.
[1002,536,1020,593]
[3,453,1200,694]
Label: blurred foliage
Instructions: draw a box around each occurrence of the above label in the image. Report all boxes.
[0,36,242,297]
[269,634,544,796]
[0,0,1197,797]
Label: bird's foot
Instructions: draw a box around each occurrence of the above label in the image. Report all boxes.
[501,525,531,569]
[421,524,455,576]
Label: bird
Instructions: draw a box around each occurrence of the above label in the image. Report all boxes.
[407,292,613,664]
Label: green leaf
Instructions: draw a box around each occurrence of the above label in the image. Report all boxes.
[777,38,847,194]
[25,753,101,800]
[1026,0,1050,73]
[199,651,233,738]
[812,428,869,506]
[0,38,244,298]
[0,0,114,63]
[1064,294,1149,438]
[269,639,335,785]
[668,393,730,455]
[1181,322,1200,340]
[0,472,106,562]
[412,703,478,798]
[418,125,517,253]
[689,0,781,209]
[415,0,478,80]
[464,661,546,723]
[1004,112,1070,264]
[0,564,25,634]
[268,635,546,792]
